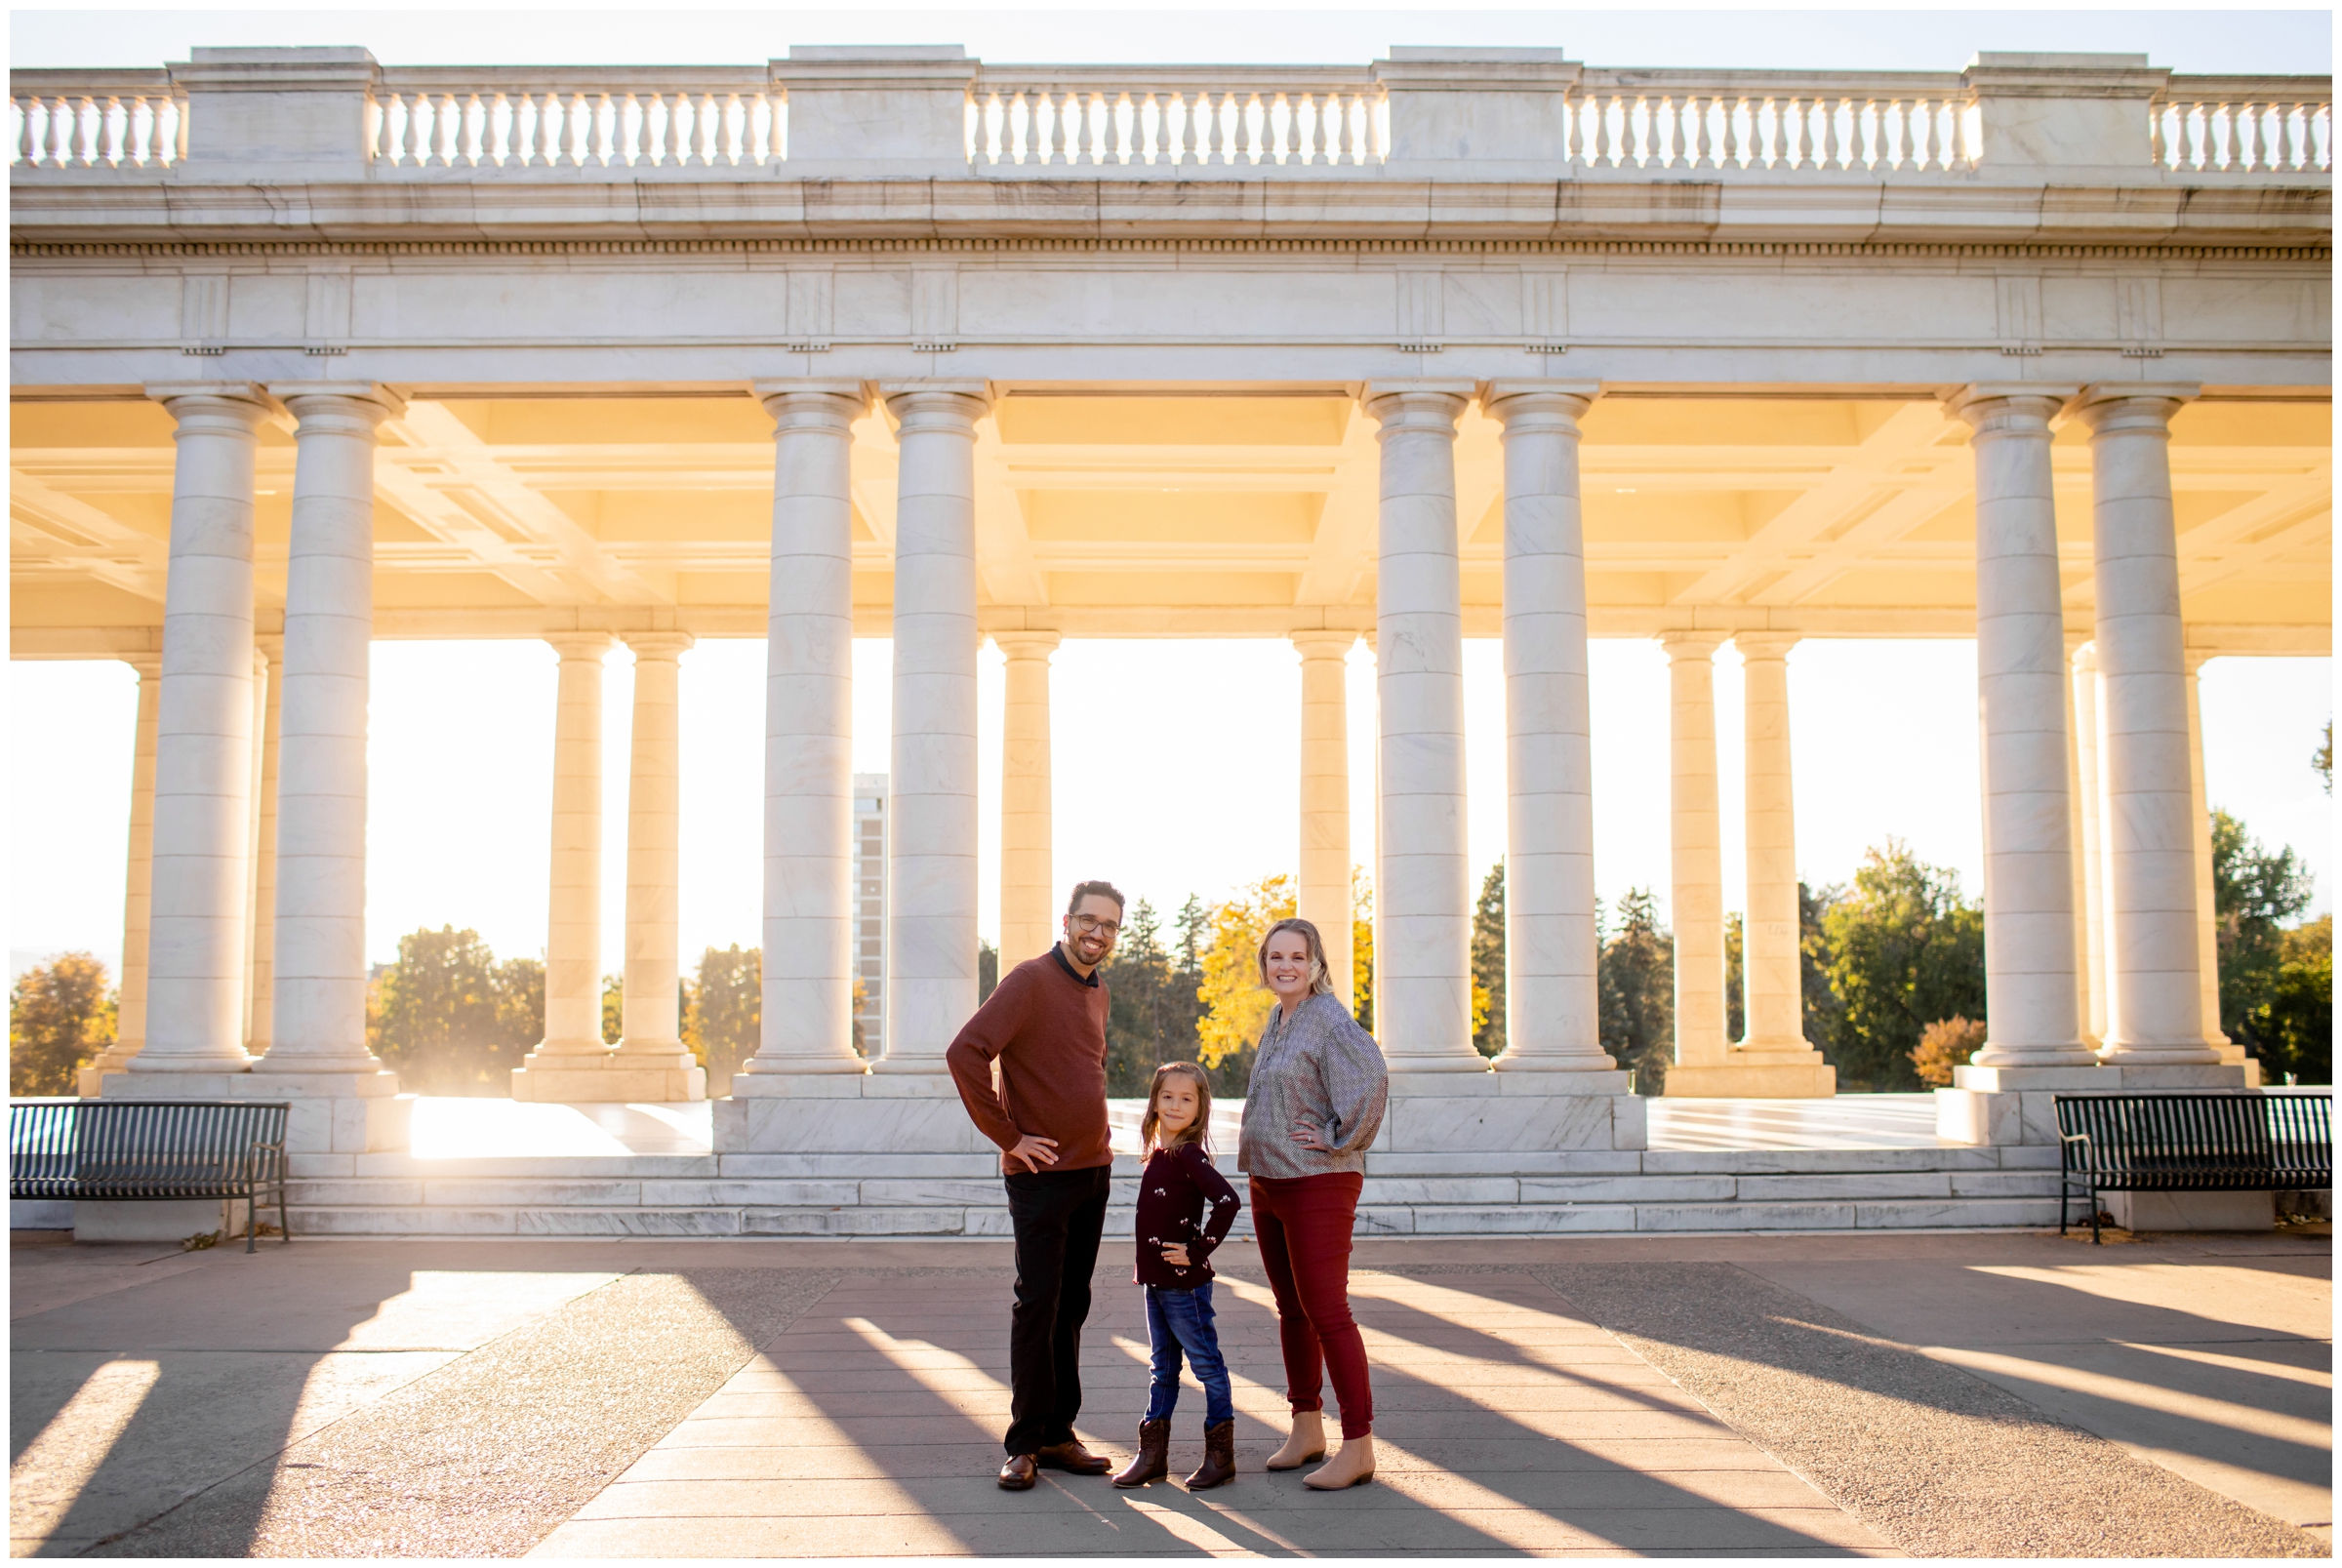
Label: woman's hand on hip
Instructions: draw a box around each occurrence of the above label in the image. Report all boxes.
[1290,1117,1330,1151]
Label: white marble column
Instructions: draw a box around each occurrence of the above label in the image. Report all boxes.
[1485,382,1617,1078]
[2063,632,2099,1048]
[2075,383,2221,1065]
[2183,651,2250,1069]
[734,382,870,1090]
[1293,632,1354,1010]
[1728,633,1835,1093]
[244,640,279,1056]
[875,382,990,1075]
[249,385,409,1153]
[128,383,269,1074]
[1658,633,1731,1086]
[612,631,707,1100]
[79,658,161,1095]
[511,633,617,1098]
[2072,641,2111,1043]
[1952,386,2094,1066]
[996,630,1060,967]
[1363,382,1481,1074]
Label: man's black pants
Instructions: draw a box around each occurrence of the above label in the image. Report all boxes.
[1003,1164,1112,1457]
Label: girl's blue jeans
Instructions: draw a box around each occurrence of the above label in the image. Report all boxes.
[1143,1282,1234,1427]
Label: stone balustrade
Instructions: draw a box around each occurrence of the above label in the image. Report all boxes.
[11,53,2329,178]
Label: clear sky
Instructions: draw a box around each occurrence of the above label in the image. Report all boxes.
[7,4,2331,74]
[7,5,2333,977]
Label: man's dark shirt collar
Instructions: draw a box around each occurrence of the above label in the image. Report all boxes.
[1051,944,1101,988]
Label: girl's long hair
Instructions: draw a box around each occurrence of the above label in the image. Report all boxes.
[1140,1061,1214,1155]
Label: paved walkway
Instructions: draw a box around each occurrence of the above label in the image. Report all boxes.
[9,1229,2329,1558]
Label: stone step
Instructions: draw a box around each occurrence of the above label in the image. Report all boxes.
[286,1194,2061,1239]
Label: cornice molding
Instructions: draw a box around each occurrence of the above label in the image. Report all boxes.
[12,237,2334,263]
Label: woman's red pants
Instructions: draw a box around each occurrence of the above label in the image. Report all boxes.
[1248,1171,1372,1439]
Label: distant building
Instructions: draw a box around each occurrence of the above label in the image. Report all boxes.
[853,774,886,1058]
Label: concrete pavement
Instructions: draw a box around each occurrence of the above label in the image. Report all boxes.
[9,1228,2329,1557]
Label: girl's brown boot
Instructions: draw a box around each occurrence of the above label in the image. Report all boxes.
[1184,1419,1236,1489]
[1111,1420,1170,1487]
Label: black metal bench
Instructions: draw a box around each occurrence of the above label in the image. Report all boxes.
[10,1100,291,1252]
[2055,1091,2332,1243]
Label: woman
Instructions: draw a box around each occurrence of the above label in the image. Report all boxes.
[1236,916,1389,1490]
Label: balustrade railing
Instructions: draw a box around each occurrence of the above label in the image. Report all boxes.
[1570,74,1977,172]
[7,63,2334,178]
[365,70,782,168]
[2156,78,2333,173]
[968,71,1386,167]
[11,72,184,168]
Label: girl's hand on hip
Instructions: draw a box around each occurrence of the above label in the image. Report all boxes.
[1160,1242,1191,1266]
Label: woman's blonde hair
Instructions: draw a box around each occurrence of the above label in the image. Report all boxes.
[1140,1061,1214,1154]
[1257,917,1339,998]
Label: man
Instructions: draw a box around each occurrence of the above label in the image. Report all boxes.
[946,880,1125,1491]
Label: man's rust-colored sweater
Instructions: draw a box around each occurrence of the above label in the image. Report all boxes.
[946,947,1112,1175]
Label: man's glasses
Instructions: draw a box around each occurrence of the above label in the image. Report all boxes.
[1070,914,1121,938]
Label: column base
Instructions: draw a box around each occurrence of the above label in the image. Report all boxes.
[76,1050,140,1098]
[1383,1067,1645,1152]
[2108,1189,2275,1232]
[510,1050,707,1104]
[1662,1050,1836,1099]
[1934,1061,2251,1146]
[713,1070,999,1156]
[97,1068,410,1155]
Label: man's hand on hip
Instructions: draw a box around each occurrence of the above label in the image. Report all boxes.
[1006,1133,1060,1173]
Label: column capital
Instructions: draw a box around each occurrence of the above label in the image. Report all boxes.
[1656,629,1726,662]
[2182,648,2216,675]
[2071,382,2201,433]
[1481,379,1601,427]
[1733,631,1800,661]
[1290,630,1357,662]
[266,382,406,432]
[879,381,993,433]
[992,630,1061,661]
[545,632,616,662]
[144,382,273,432]
[624,630,696,662]
[1944,382,2079,431]
[1363,381,1473,435]
[753,379,870,431]
[123,654,164,681]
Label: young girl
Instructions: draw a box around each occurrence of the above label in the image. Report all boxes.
[1111,1062,1243,1491]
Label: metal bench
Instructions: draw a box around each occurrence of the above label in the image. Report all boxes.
[2054,1091,2332,1243]
[10,1100,291,1252]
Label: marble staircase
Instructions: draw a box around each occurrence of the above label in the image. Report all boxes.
[274,1095,2066,1239]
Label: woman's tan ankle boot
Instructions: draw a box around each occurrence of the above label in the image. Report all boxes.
[1265,1410,1324,1471]
[1304,1433,1375,1490]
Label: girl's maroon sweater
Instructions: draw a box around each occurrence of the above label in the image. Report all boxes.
[1133,1141,1241,1287]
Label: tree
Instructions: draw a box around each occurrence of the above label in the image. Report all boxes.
[978,940,999,1003]
[1103,900,1179,1096]
[2316,718,2332,795]
[1350,868,1374,1033]
[1472,861,1506,1058]
[601,973,624,1046]
[2245,915,2331,1085]
[1819,842,1985,1092]
[1195,874,1297,1090]
[375,927,540,1095]
[1801,879,1845,1053]
[686,945,759,1094]
[1910,1016,1987,1088]
[1596,890,1674,1093]
[2212,809,2321,1078]
[1723,911,1745,1043]
[9,953,115,1096]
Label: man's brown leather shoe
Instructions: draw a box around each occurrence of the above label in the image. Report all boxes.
[1032,1438,1111,1475]
[997,1454,1038,1490]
